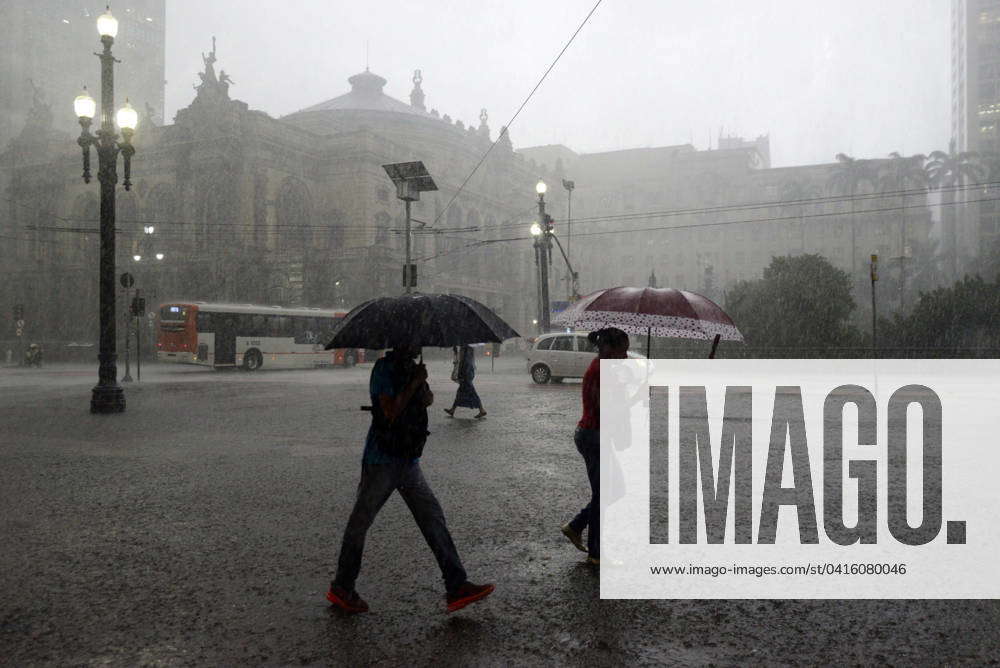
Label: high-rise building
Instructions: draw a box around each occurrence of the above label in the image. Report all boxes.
[951,0,1000,266]
[0,1,165,150]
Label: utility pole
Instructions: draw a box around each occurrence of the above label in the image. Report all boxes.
[562,179,575,299]
[870,253,878,356]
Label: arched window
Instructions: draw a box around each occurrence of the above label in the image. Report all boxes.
[145,184,178,263]
[118,192,140,258]
[277,177,313,255]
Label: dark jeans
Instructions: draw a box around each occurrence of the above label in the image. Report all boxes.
[334,459,468,595]
[568,427,600,558]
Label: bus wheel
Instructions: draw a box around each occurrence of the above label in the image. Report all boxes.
[243,348,263,371]
[344,351,356,367]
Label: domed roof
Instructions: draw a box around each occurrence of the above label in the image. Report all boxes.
[286,69,431,117]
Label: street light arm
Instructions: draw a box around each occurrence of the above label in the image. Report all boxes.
[548,231,579,288]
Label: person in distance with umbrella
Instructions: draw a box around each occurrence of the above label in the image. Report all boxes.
[327,343,495,614]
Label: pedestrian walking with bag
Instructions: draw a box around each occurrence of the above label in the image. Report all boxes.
[327,344,495,614]
[560,327,630,567]
[444,345,487,419]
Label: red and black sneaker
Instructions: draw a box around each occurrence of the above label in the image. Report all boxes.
[446,582,495,613]
[326,584,369,614]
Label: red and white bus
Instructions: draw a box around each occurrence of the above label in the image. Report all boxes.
[156,302,365,370]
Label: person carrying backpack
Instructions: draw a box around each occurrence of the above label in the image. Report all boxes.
[327,344,495,614]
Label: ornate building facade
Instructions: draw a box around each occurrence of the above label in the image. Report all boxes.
[1,45,552,346]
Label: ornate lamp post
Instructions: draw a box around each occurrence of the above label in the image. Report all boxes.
[74,7,138,413]
[532,180,553,333]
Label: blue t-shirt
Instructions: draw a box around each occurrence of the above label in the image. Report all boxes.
[362,356,420,465]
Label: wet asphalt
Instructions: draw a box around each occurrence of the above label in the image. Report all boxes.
[1,358,998,666]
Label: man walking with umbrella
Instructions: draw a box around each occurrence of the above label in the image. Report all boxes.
[327,343,495,614]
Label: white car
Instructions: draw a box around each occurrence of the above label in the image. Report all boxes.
[525,332,644,384]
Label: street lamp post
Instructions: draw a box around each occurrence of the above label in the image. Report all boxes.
[382,162,438,294]
[533,180,552,333]
[530,221,543,333]
[74,7,138,413]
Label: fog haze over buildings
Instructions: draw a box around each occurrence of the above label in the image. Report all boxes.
[165,0,949,167]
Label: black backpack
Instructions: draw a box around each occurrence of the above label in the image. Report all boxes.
[370,360,430,459]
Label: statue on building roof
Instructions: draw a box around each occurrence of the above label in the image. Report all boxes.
[219,70,234,95]
[409,69,426,111]
[192,37,233,103]
[478,108,490,140]
[202,37,218,85]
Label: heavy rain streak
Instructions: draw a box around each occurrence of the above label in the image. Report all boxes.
[2,1,999,666]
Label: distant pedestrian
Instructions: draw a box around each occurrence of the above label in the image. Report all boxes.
[560,327,630,567]
[444,345,487,419]
[327,344,495,614]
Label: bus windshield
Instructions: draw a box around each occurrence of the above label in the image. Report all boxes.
[160,305,189,322]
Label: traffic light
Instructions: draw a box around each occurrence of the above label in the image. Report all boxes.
[13,304,23,320]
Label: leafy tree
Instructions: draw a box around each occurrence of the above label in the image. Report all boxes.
[725,254,861,353]
[881,275,1000,355]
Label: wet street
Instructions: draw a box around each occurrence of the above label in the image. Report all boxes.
[2,358,999,666]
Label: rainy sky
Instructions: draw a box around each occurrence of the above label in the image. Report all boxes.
[164,0,949,168]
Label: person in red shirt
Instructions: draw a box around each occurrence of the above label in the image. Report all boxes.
[561,327,629,566]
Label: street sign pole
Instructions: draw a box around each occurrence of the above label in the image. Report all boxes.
[122,288,132,383]
[404,198,412,294]
[120,273,134,382]
[135,289,141,382]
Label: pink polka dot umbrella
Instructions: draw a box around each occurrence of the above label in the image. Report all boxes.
[553,286,743,357]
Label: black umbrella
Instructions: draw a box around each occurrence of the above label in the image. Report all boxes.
[324,293,520,350]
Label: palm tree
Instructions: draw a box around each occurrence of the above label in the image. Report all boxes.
[828,153,878,277]
[879,152,928,309]
[780,179,819,254]
[926,144,982,279]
